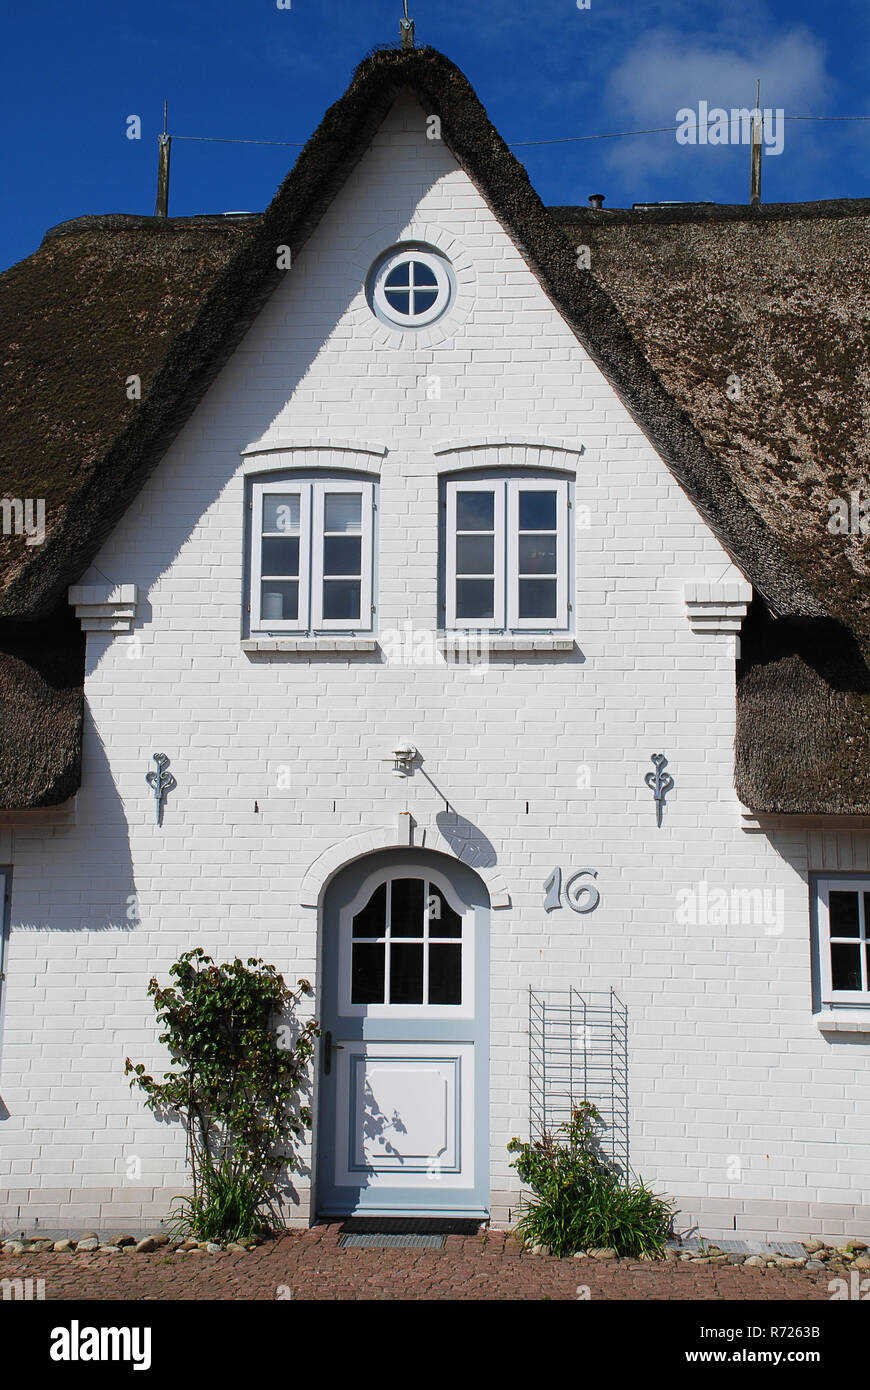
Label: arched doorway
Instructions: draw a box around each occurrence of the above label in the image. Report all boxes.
[316,848,490,1217]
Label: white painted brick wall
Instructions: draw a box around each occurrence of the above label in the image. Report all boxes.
[0,94,868,1241]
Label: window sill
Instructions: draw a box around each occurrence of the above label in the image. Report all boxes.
[813,1010,870,1034]
[438,634,575,654]
[242,636,379,653]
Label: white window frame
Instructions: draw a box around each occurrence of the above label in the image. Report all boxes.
[445,478,506,631]
[816,876,870,1007]
[507,477,569,630]
[312,481,374,632]
[444,475,570,633]
[249,477,374,635]
[369,246,454,329]
[250,481,311,633]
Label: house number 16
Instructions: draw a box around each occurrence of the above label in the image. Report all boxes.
[544,866,600,914]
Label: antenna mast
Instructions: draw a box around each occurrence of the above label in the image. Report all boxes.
[400,0,415,49]
[155,100,171,218]
[750,79,762,207]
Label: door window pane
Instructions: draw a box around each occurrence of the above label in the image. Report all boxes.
[428,944,462,1005]
[352,943,385,1003]
[391,879,424,936]
[428,885,462,937]
[390,944,424,1004]
[353,882,387,937]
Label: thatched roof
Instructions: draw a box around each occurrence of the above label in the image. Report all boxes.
[0,45,867,812]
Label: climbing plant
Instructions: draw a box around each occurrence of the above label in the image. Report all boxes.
[125,948,319,1241]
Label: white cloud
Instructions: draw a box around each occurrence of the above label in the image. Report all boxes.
[597,25,833,188]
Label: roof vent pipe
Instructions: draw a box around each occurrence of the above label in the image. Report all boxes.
[588,193,605,210]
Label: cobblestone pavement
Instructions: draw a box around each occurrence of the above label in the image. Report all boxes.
[1,1226,834,1300]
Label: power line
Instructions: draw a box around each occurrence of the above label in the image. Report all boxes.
[167,113,870,152]
[173,135,306,147]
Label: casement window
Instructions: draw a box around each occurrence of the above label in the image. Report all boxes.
[249,477,375,633]
[443,476,570,631]
[815,878,870,1006]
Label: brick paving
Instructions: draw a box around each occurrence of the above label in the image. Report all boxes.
[1,1225,834,1300]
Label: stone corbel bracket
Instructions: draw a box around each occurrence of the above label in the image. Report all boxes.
[684,579,752,637]
[68,583,138,633]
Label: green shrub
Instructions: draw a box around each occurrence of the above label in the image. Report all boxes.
[507,1103,674,1258]
[125,949,319,1242]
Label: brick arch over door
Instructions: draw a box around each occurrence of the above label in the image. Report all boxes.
[300,820,511,910]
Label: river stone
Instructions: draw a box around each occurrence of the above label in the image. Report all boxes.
[135,1237,157,1254]
[851,1240,868,1251]
[805,1259,826,1271]
[853,1256,870,1270]
[77,1238,99,1252]
[804,1240,825,1254]
[588,1247,617,1260]
[205,1243,223,1254]
[226,1242,248,1254]
[744,1256,765,1267]
[111,1235,136,1248]
[53,1239,75,1253]
[101,1246,122,1255]
[150,1234,170,1248]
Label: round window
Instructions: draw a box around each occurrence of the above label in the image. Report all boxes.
[368,246,454,328]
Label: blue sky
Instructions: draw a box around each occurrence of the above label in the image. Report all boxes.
[2,0,868,271]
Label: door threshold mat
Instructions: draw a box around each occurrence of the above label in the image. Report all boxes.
[335,1216,483,1248]
[336,1217,483,1236]
[338,1232,445,1249]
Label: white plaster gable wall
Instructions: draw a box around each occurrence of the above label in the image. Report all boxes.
[1,93,869,1241]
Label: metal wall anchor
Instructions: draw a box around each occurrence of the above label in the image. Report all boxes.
[645,753,674,827]
[146,753,176,825]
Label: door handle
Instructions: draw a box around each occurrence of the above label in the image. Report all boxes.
[324,1031,345,1075]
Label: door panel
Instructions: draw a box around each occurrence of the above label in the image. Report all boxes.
[317,850,489,1216]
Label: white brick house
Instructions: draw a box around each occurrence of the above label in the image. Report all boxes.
[1,46,868,1243]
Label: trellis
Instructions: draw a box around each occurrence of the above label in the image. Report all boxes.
[528,987,629,1179]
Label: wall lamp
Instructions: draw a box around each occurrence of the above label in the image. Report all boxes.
[387,739,418,778]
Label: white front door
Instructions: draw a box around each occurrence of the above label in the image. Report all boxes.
[316,850,490,1217]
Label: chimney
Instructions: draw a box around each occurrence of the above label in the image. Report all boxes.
[588,193,605,210]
